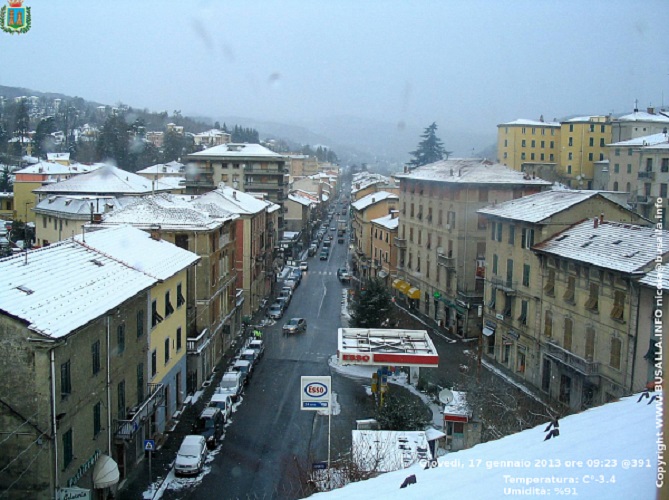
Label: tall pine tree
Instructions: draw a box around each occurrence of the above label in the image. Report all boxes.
[407,122,451,168]
[350,278,394,328]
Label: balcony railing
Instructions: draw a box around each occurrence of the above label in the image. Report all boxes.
[437,252,455,268]
[115,383,165,440]
[187,328,210,354]
[491,276,516,294]
[394,237,407,249]
[545,342,600,376]
[637,194,652,204]
[638,171,655,180]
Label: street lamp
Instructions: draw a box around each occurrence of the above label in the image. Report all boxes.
[24,201,32,249]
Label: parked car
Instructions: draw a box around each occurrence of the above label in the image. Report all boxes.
[218,371,243,402]
[278,289,292,306]
[276,296,289,311]
[209,393,233,423]
[232,359,253,383]
[308,244,317,256]
[300,261,308,271]
[193,407,225,449]
[239,348,258,366]
[247,339,265,359]
[268,303,283,319]
[284,279,298,291]
[319,249,329,260]
[175,435,208,476]
[283,317,307,334]
[290,268,302,284]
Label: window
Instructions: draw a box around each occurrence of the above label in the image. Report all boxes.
[521,139,526,147]
[531,153,535,160]
[503,295,513,317]
[614,148,620,156]
[521,152,526,160]
[568,152,573,161]
[151,300,163,327]
[627,164,632,174]
[518,300,528,325]
[585,328,596,361]
[496,222,502,242]
[531,140,535,148]
[137,310,144,338]
[492,254,498,275]
[165,291,174,317]
[611,290,625,321]
[92,340,100,375]
[488,289,496,310]
[613,181,619,191]
[61,360,71,398]
[521,228,534,248]
[117,380,126,420]
[517,347,526,373]
[541,141,545,148]
[662,158,669,173]
[93,402,101,437]
[589,137,594,147]
[550,141,554,148]
[563,276,575,302]
[646,158,653,171]
[63,429,73,468]
[544,269,555,296]
[614,163,620,173]
[117,324,125,354]
[137,363,144,404]
[544,310,553,337]
[151,350,157,377]
[550,154,554,161]
[176,327,183,351]
[610,337,622,369]
[601,124,606,133]
[568,137,573,146]
[177,283,185,307]
[506,259,513,287]
[522,264,530,287]
[564,318,573,351]
[164,338,170,364]
[661,184,668,198]
[600,138,605,147]
[585,282,599,311]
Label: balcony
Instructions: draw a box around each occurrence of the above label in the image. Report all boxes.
[115,383,165,440]
[637,194,652,204]
[394,237,407,249]
[545,342,600,377]
[187,328,211,354]
[184,173,214,187]
[638,171,655,180]
[437,252,455,268]
[491,276,516,294]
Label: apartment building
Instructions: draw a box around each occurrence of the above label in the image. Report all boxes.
[393,159,550,338]
[370,211,399,283]
[558,115,612,187]
[497,118,561,172]
[478,190,645,399]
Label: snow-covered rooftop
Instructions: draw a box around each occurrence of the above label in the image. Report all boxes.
[617,110,669,123]
[33,165,174,195]
[564,115,607,123]
[0,226,197,338]
[639,263,669,289]
[188,143,285,159]
[396,159,552,186]
[193,185,268,216]
[608,132,669,147]
[371,213,399,230]
[351,191,398,211]
[312,393,658,499]
[16,161,101,176]
[288,192,318,207]
[498,118,560,127]
[136,160,185,175]
[442,390,471,419]
[478,190,628,223]
[534,220,667,274]
[35,195,133,217]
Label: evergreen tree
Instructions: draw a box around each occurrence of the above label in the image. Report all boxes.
[0,165,12,192]
[350,278,394,328]
[33,116,57,158]
[13,99,30,143]
[374,391,431,431]
[96,113,130,167]
[407,122,451,168]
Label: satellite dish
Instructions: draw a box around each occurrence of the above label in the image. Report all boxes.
[439,389,454,405]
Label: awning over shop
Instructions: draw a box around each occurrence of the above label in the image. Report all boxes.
[407,287,421,300]
[392,279,411,294]
[92,454,119,489]
[482,327,495,337]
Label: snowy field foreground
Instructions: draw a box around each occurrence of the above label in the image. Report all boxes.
[311,393,661,499]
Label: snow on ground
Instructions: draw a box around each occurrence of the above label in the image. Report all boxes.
[318,391,341,416]
[311,392,661,499]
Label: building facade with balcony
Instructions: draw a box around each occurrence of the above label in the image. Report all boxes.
[394,159,551,338]
[532,220,666,410]
[0,226,198,499]
[350,191,399,280]
[91,195,239,394]
[193,186,279,316]
[370,211,399,283]
[478,190,645,395]
[184,143,288,230]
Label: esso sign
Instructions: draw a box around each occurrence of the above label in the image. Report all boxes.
[304,382,328,398]
[342,353,371,363]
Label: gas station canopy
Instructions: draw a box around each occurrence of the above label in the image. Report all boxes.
[337,328,439,367]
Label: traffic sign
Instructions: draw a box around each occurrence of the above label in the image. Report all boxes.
[300,376,331,411]
[144,439,155,451]
[312,461,328,470]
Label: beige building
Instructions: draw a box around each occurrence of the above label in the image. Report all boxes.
[351,172,399,201]
[369,211,399,283]
[287,154,320,177]
[351,191,399,280]
[184,143,289,230]
[610,107,669,143]
[478,190,645,406]
[393,159,550,338]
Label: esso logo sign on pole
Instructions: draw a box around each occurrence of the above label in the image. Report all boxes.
[300,376,331,411]
[304,382,328,398]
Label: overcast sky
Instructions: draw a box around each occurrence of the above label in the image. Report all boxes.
[1,0,668,139]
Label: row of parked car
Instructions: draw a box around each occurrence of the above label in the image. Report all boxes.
[268,265,304,320]
[174,336,266,477]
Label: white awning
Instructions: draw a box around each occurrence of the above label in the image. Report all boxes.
[482,327,495,337]
[92,454,119,489]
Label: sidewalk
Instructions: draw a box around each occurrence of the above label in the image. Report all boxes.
[117,311,267,500]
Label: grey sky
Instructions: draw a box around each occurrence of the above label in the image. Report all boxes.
[1,0,667,152]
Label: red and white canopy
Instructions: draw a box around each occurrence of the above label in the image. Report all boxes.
[337,328,439,367]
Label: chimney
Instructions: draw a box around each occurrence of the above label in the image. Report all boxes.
[233,191,237,200]
[150,224,161,241]
[648,107,655,115]
[599,213,604,224]
[450,168,453,176]
[92,213,102,224]
[594,217,599,228]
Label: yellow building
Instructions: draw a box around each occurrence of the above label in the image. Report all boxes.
[370,211,399,283]
[497,119,561,171]
[558,115,612,187]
